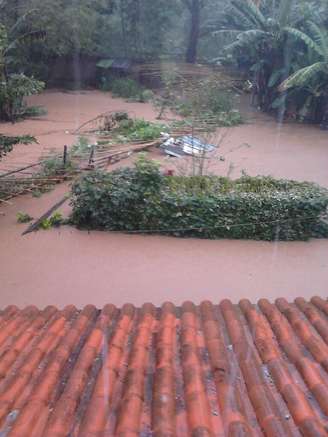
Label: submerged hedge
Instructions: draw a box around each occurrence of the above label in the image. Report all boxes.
[70,159,328,241]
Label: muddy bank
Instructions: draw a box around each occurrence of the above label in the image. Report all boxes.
[0,90,327,307]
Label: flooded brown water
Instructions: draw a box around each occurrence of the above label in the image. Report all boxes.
[0,90,327,308]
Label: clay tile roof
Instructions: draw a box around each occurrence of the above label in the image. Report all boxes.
[0,297,328,436]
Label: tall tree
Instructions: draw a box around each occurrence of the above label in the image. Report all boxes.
[183,0,206,63]
[118,0,141,58]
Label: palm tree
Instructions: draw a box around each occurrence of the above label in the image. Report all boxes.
[280,22,328,126]
[216,0,297,111]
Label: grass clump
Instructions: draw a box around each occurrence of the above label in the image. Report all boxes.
[22,106,47,118]
[39,212,64,230]
[38,154,77,177]
[17,212,33,223]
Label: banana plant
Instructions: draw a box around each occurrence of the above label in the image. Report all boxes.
[213,0,297,111]
[280,23,328,90]
[280,22,328,126]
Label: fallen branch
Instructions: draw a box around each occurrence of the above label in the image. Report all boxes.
[22,195,69,236]
[0,162,42,178]
[0,198,13,205]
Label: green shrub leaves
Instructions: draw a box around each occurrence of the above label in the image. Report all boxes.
[70,158,328,241]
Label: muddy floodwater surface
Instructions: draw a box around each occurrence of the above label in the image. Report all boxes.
[0,90,328,307]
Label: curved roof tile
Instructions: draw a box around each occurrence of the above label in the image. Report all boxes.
[0,298,327,436]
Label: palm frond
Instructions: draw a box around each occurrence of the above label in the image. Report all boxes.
[280,62,326,90]
[268,68,285,87]
[278,0,293,28]
[306,21,328,62]
[271,94,287,109]
[212,29,242,37]
[223,4,256,31]
[4,30,46,55]
[284,27,324,58]
[224,29,268,53]
[231,0,267,31]
[8,9,37,37]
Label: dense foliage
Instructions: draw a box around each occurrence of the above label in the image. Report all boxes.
[112,118,167,141]
[71,157,328,241]
[216,0,328,124]
[102,77,153,102]
[0,73,44,121]
[0,22,45,121]
[0,0,327,124]
[175,77,243,125]
[0,134,36,158]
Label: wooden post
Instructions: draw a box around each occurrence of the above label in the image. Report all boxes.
[88,145,95,166]
[63,145,68,167]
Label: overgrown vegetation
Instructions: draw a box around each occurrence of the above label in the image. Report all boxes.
[102,77,153,103]
[0,24,45,122]
[112,118,167,142]
[38,154,77,177]
[0,73,45,121]
[175,87,243,126]
[1,0,326,126]
[39,212,63,229]
[71,156,328,241]
[154,70,243,126]
[16,212,33,223]
[0,134,36,158]
[217,0,328,125]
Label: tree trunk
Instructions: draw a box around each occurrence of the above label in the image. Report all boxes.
[185,0,201,64]
[119,0,128,57]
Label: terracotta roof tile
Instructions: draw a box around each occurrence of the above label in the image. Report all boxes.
[0,298,327,436]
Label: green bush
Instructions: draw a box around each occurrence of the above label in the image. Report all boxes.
[114,118,166,141]
[110,78,152,102]
[175,89,243,127]
[39,154,77,177]
[39,213,63,230]
[0,74,45,121]
[0,134,36,158]
[99,76,114,92]
[139,89,154,102]
[207,90,234,113]
[215,109,243,127]
[111,78,139,98]
[22,106,47,118]
[70,158,328,241]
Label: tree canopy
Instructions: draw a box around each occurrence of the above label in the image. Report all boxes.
[0,0,328,124]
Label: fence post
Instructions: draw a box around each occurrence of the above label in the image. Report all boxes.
[63,145,68,167]
[88,145,95,167]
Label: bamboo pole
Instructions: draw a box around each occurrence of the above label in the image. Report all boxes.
[22,196,69,236]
